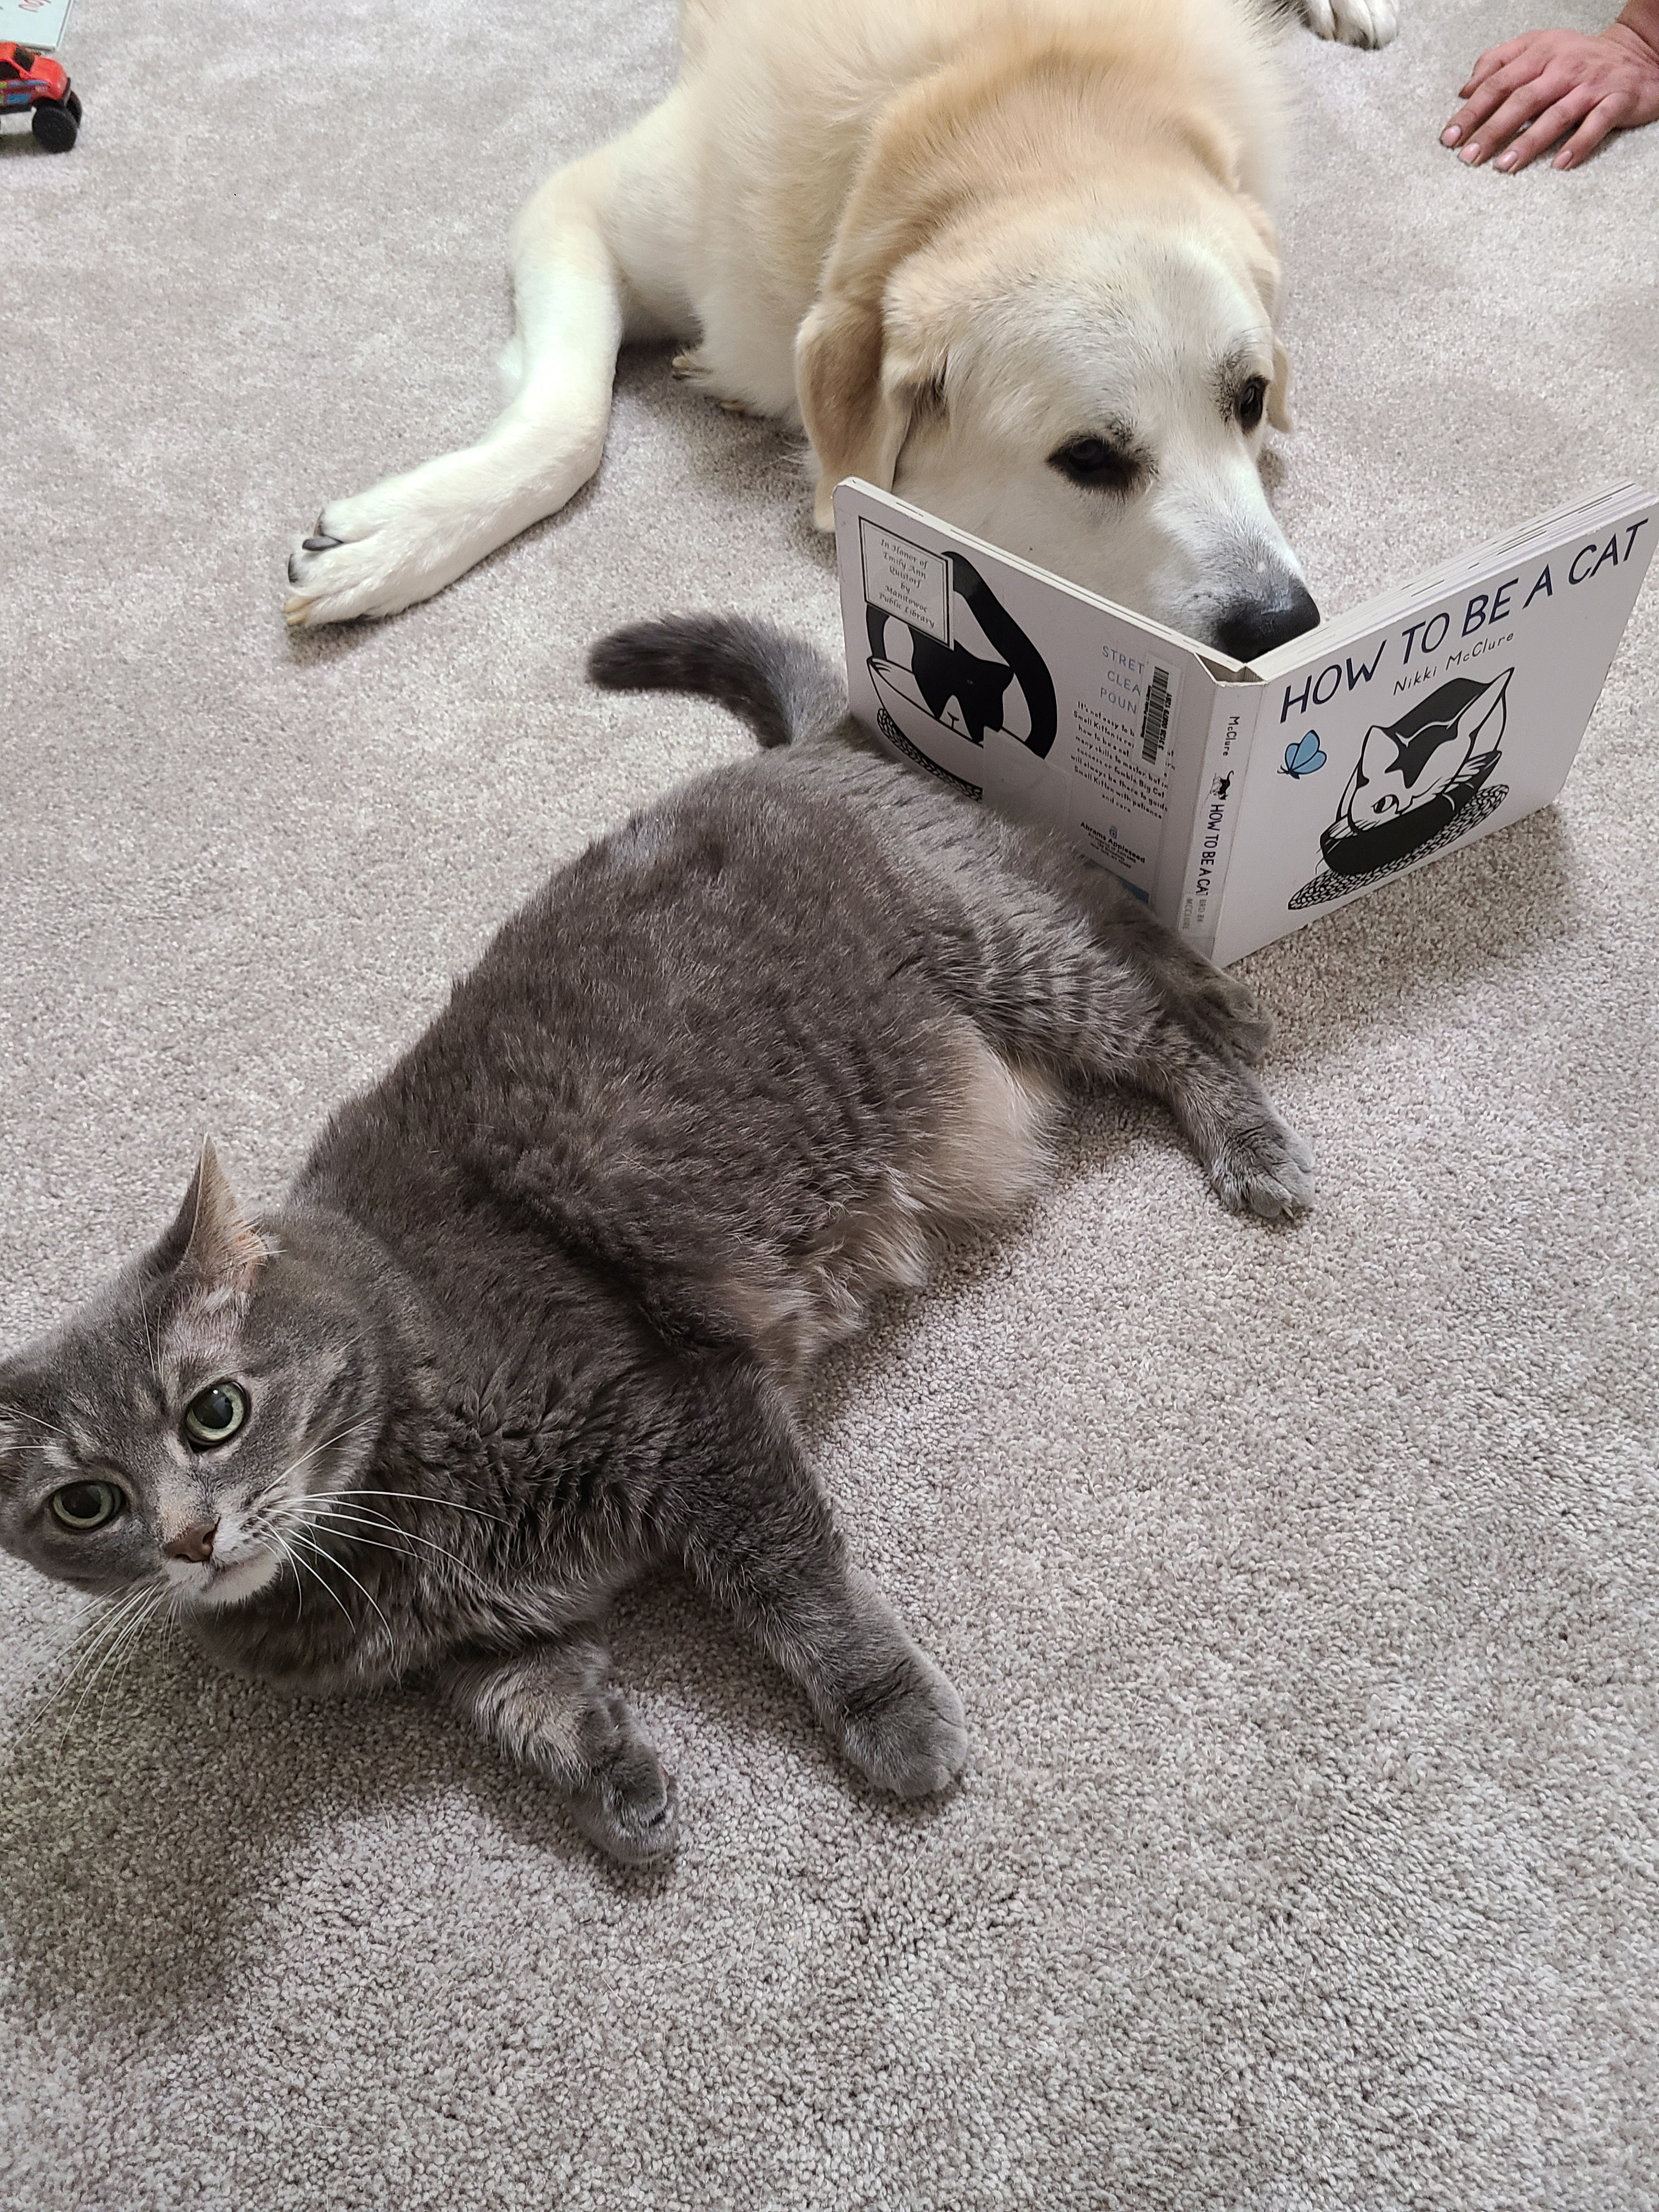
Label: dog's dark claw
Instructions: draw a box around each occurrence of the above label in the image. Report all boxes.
[302,535,343,552]
[287,554,302,583]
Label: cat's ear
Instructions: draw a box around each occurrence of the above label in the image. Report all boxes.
[160,1139,268,1300]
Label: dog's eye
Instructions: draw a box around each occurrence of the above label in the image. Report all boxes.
[1235,377,1268,431]
[1048,436,1141,494]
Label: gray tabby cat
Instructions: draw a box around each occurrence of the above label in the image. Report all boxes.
[0,617,1314,1864]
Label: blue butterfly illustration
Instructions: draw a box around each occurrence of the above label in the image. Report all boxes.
[1280,730,1327,778]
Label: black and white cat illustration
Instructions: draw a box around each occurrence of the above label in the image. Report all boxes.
[867,552,1057,786]
[1319,668,1511,881]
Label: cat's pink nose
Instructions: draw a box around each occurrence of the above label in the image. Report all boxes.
[163,1519,219,1564]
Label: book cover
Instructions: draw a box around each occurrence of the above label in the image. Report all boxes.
[1212,496,1654,962]
[0,0,75,51]
[833,478,1654,966]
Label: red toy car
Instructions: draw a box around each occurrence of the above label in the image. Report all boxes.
[0,42,80,150]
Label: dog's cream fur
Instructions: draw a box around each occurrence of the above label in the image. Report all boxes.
[283,0,1398,641]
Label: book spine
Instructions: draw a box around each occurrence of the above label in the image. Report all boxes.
[1177,685,1262,961]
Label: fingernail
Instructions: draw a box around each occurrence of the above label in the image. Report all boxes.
[1459,143,1480,162]
[1554,151,1572,168]
[1497,150,1516,171]
[1442,125,1461,145]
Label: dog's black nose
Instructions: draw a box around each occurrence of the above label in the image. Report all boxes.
[1212,582,1321,664]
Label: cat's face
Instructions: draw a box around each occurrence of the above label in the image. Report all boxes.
[1345,721,1474,826]
[0,1145,384,1614]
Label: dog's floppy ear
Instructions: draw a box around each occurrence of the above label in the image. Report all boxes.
[1267,335,1293,435]
[792,62,962,530]
[1237,194,1293,433]
[795,292,940,529]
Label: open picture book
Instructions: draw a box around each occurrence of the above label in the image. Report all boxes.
[833,477,1654,964]
[0,0,75,49]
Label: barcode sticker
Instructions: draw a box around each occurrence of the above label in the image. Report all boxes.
[1139,665,1172,764]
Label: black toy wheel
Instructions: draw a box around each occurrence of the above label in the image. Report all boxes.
[32,99,78,151]
[66,91,83,123]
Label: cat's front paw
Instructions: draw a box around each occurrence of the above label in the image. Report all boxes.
[568,1742,681,1866]
[1210,1111,1316,1220]
[839,1651,969,1799]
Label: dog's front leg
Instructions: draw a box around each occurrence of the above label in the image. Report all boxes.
[284,138,648,630]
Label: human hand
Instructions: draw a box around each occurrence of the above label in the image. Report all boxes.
[1442,11,1659,171]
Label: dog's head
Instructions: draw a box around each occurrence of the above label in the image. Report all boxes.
[798,145,1317,662]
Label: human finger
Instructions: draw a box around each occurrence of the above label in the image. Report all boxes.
[1554,94,1625,167]
[1456,71,1568,162]
[1444,55,1548,146]
[1458,35,1538,97]
[1495,84,1600,168]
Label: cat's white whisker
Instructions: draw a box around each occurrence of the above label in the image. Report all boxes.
[273,1529,355,1631]
[87,1589,168,1749]
[57,1584,168,1751]
[273,1494,470,1589]
[13,1588,153,1742]
[245,1511,304,1617]
[297,1503,483,1586]
[0,1403,72,1441]
[280,1521,396,1643]
[34,1583,158,1711]
[327,1486,514,1526]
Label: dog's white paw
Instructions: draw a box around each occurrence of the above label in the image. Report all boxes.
[283,476,488,629]
[1300,0,1398,48]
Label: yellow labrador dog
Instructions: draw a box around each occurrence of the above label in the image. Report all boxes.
[284,0,1398,654]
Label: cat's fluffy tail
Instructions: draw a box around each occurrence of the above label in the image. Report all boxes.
[586,616,847,750]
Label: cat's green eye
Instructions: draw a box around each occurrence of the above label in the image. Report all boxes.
[49,1481,125,1532]
[183,1380,248,1448]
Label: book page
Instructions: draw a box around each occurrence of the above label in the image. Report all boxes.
[1210,490,1655,964]
[834,484,1226,905]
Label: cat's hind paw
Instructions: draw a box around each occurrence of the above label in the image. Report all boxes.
[1178,969,1274,1068]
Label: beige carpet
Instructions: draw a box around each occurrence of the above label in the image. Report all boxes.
[2,2,1656,2206]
